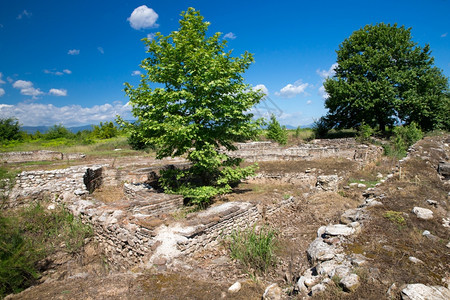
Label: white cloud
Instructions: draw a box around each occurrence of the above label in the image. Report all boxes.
[0,73,5,84]
[128,5,159,30]
[44,69,71,76]
[275,81,309,98]
[307,100,312,105]
[319,85,329,99]
[317,63,338,79]
[49,88,67,96]
[131,70,141,76]
[0,88,5,97]
[68,49,80,55]
[441,32,448,38]
[98,47,104,54]
[17,10,32,20]
[0,102,133,127]
[224,32,236,40]
[253,84,268,96]
[12,80,44,99]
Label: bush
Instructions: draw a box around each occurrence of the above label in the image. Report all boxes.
[228,225,278,274]
[159,161,257,207]
[312,117,330,139]
[266,114,288,145]
[383,122,424,158]
[0,203,92,297]
[0,118,22,143]
[44,124,73,140]
[356,122,375,143]
[91,122,118,139]
[294,126,302,138]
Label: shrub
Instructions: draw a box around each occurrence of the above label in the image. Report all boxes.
[44,124,73,140]
[228,225,278,274]
[384,122,423,157]
[294,126,302,138]
[160,161,257,207]
[312,117,330,139]
[0,118,22,142]
[266,114,288,145]
[356,122,375,143]
[91,121,118,139]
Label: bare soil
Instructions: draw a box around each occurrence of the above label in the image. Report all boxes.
[5,135,450,299]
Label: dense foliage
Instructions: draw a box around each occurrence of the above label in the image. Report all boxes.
[383,122,423,157]
[0,118,22,143]
[323,23,449,132]
[123,8,263,205]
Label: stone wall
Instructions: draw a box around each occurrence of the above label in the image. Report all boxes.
[8,165,105,207]
[124,183,184,217]
[0,150,85,163]
[2,139,379,269]
[227,139,382,162]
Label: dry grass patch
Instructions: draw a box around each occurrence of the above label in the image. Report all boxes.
[91,185,124,203]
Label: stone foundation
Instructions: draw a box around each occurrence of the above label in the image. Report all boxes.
[3,139,380,270]
[0,150,85,163]
[226,139,382,162]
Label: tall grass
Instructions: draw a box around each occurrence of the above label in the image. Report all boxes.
[0,202,93,297]
[228,225,278,274]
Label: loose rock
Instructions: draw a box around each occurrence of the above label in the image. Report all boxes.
[401,283,450,300]
[263,283,282,300]
[228,281,241,294]
[340,274,360,292]
[412,207,433,220]
[307,238,336,264]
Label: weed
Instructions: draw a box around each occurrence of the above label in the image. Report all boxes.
[283,194,291,200]
[383,210,406,226]
[228,225,278,275]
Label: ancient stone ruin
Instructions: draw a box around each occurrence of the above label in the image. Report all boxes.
[4,137,450,299]
[6,139,383,271]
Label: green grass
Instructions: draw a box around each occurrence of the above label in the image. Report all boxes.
[1,135,130,153]
[0,202,93,297]
[0,136,153,160]
[228,225,278,274]
[0,167,19,207]
[348,178,380,188]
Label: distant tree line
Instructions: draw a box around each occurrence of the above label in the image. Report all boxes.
[0,118,121,145]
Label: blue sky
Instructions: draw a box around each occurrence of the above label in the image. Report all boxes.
[0,0,449,127]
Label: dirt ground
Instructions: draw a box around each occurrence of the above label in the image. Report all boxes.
[5,135,450,299]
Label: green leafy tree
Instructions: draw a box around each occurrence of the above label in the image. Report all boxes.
[0,118,22,142]
[44,124,73,140]
[122,8,263,205]
[91,121,118,139]
[323,23,449,132]
[266,114,288,145]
